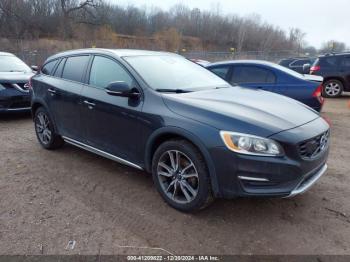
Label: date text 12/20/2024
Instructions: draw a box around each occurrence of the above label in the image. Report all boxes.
[127,255,220,261]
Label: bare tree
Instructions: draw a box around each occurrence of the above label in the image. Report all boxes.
[59,0,100,38]
[0,0,319,54]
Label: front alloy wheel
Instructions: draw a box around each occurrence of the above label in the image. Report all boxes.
[152,139,213,212]
[157,150,199,204]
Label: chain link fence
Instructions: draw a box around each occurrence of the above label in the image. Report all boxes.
[183,50,301,63]
[14,50,52,67]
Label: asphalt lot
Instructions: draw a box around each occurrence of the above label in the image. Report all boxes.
[0,96,349,255]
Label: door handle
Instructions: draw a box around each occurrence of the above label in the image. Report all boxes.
[48,88,57,94]
[83,100,96,109]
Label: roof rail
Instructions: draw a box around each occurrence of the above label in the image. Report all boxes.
[324,51,350,56]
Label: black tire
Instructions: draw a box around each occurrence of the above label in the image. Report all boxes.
[152,139,213,212]
[322,79,343,98]
[34,107,64,149]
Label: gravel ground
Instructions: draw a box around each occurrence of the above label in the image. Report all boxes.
[0,96,349,255]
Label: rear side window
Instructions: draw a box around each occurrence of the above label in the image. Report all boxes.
[89,56,133,88]
[319,56,338,67]
[41,60,58,75]
[209,66,230,80]
[291,59,309,66]
[231,66,276,84]
[62,56,90,82]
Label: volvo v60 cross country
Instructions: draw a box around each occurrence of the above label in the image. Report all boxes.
[30,49,330,212]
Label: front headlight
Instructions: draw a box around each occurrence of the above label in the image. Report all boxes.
[220,131,284,157]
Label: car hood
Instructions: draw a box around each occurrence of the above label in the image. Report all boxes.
[302,74,323,82]
[0,72,34,83]
[162,86,320,137]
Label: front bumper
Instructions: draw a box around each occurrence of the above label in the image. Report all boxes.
[286,164,327,197]
[0,88,31,113]
[209,117,330,198]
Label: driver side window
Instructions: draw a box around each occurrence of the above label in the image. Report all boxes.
[89,56,133,88]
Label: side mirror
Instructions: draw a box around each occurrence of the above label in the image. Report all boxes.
[105,81,140,99]
[31,65,39,72]
[302,63,311,74]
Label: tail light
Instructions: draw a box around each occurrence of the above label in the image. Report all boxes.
[310,65,320,74]
[313,84,324,105]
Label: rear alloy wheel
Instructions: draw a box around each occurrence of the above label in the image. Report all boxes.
[34,107,64,149]
[323,80,343,98]
[152,140,213,212]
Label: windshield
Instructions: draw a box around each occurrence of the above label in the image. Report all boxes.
[0,55,31,73]
[124,55,230,91]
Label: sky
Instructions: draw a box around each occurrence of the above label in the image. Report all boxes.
[107,0,349,49]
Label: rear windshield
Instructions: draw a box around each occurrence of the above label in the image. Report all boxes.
[0,55,31,73]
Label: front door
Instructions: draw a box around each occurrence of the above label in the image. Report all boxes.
[80,55,143,163]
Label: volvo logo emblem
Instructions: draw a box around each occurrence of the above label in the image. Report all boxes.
[319,133,328,151]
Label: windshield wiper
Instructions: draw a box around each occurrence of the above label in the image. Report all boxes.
[156,89,192,93]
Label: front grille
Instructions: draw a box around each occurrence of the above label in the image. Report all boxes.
[1,83,13,89]
[299,130,330,159]
[0,83,29,92]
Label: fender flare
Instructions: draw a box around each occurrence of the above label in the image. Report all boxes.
[144,126,220,196]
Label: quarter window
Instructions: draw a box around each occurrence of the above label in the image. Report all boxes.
[210,66,230,80]
[41,60,58,75]
[53,58,66,77]
[231,66,276,84]
[62,56,90,82]
[89,56,133,88]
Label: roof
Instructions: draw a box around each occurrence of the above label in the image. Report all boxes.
[0,52,15,56]
[207,60,278,67]
[319,52,350,58]
[47,48,176,61]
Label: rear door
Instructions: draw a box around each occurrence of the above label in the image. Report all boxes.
[47,55,90,140]
[80,55,144,163]
[230,65,277,92]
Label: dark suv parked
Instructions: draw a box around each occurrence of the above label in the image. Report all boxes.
[310,53,350,97]
[30,49,330,212]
